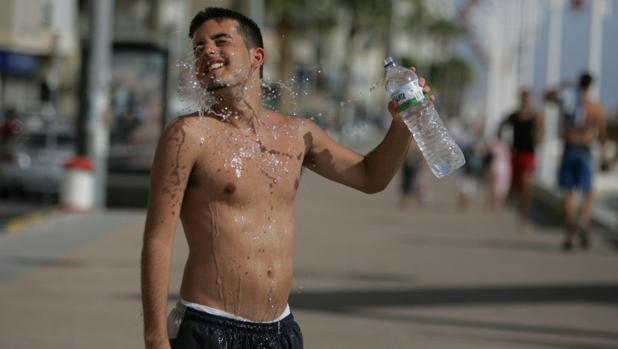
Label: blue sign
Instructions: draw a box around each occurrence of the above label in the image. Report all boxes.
[0,49,40,75]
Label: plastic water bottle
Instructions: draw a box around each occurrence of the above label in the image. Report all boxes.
[384,56,465,177]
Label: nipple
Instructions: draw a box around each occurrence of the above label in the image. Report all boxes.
[223,183,237,194]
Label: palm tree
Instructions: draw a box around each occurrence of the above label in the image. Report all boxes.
[398,1,471,118]
[263,0,337,113]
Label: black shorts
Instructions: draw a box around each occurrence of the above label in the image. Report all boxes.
[170,307,304,349]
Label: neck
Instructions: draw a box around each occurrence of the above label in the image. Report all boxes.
[208,78,263,129]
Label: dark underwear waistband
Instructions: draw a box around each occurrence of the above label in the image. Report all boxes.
[183,306,296,333]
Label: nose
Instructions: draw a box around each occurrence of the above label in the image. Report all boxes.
[204,42,217,56]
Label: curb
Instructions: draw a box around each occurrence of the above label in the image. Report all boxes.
[3,209,57,234]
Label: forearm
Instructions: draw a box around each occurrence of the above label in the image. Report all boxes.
[362,119,412,192]
[141,238,173,347]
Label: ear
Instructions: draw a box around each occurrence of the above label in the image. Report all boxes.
[250,47,265,71]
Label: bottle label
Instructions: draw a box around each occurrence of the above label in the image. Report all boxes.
[390,80,427,113]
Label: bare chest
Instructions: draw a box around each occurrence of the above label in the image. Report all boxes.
[190,130,305,203]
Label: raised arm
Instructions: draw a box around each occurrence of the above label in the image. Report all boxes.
[302,104,412,194]
[141,117,198,349]
[303,74,433,193]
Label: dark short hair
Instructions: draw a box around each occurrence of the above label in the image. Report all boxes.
[579,72,593,90]
[189,7,263,49]
[189,7,264,78]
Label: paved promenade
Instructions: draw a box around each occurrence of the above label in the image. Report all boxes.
[0,172,617,348]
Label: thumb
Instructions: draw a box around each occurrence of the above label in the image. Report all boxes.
[388,100,398,115]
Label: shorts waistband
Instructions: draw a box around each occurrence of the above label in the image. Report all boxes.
[181,305,295,332]
[181,298,290,323]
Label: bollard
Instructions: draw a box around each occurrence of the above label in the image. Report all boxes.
[60,156,95,212]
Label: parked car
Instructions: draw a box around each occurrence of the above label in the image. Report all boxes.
[0,127,75,197]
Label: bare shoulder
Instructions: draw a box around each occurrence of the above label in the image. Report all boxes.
[264,109,313,133]
[160,113,213,145]
[154,114,210,162]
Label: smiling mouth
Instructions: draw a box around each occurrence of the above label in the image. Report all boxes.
[206,84,226,92]
[209,62,224,71]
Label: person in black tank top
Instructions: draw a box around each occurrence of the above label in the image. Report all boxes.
[499,90,544,230]
[508,112,536,153]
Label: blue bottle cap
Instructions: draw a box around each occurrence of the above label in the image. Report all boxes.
[384,57,396,68]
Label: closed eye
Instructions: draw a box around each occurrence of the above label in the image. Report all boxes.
[193,44,204,57]
[212,33,233,45]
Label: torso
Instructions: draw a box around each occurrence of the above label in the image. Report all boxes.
[177,110,307,321]
[509,111,537,153]
[563,100,602,147]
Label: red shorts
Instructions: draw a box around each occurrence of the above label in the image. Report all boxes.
[511,151,536,187]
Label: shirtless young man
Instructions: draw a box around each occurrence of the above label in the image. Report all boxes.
[553,73,608,250]
[141,7,432,349]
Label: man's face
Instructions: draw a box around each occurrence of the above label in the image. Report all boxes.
[191,19,260,92]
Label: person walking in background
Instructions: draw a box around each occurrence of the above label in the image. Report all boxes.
[547,73,608,251]
[498,90,544,230]
[399,142,429,209]
[486,127,512,210]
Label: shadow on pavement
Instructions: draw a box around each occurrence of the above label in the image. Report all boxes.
[288,283,618,311]
[287,283,618,342]
[362,311,618,349]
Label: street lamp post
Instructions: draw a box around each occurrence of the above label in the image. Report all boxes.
[86,0,114,209]
[588,0,611,100]
[539,0,564,188]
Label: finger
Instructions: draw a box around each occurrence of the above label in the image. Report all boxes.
[419,77,426,86]
[429,95,436,102]
[423,86,431,93]
[388,100,397,113]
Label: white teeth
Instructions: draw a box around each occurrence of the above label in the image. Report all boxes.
[210,62,223,70]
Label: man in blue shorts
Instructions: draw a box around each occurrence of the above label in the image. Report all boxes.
[554,73,608,250]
